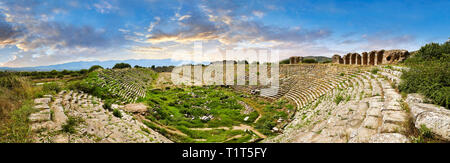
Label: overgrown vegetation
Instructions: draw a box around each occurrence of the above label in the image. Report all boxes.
[399,41,449,109]
[140,86,246,128]
[0,69,89,80]
[62,116,82,134]
[370,68,379,74]
[113,109,122,118]
[0,75,36,142]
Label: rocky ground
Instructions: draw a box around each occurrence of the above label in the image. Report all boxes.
[29,90,171,143]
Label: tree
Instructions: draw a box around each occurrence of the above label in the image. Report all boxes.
[113,63,131,69]
[62,69,70,75]
[89,65,103,72]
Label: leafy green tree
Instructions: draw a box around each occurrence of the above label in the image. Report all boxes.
[113,63,132,69]
[79,69,88,75]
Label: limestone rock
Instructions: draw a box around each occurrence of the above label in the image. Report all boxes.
[414,110,450,141]
[407,94,450,141]
[33,104,50,110]
[34,98,51,104]
[52,105,68,125]
[405,93,425,103]
[31,121,55,132]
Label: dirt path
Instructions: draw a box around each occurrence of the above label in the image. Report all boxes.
[222,135,243,142]
[136,115,188,137]
[190,127,230,131]
[241,99,264,123]
[233,124,267,138]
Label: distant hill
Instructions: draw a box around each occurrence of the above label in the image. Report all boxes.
[279,56,332,64]
[0,59,186,71]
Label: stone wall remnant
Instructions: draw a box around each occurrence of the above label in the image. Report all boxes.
[332,49,410,65]
[362,52,368,65]
[332,54,342,64]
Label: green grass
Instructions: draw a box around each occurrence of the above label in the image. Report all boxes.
[334,94,344,105]
[113,109,122,118]
[0,101,36,143]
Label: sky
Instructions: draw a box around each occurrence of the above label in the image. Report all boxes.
[0,0,449,67]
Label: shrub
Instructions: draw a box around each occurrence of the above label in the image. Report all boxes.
[113,109,122,118]
[42,82,61,94]
[103,100,113,111]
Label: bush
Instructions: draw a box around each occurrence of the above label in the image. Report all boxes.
[62,116,79,134]
[399,41,450,109]
[113,63,131,69]
[103,100,113,111]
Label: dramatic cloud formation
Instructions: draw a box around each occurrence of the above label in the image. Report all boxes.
[0,0,126,67]
[0,15,21,47]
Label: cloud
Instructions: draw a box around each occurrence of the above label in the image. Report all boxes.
[0,0,115,51]
[0,14,21,47]
[0,0,125,67]
[363,34,416,50]
[15,22,112,51]
[92,0,117,14]
[140,1,330,46]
